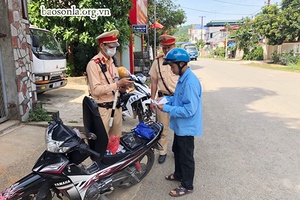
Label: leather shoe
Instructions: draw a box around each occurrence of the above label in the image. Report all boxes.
[158,154,167,164]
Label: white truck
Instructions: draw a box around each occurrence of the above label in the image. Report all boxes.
[30,25,67,93]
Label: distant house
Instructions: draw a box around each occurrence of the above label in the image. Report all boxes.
[205,20,240,47]
[188,24,207,44]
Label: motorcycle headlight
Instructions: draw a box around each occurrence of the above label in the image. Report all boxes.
[45,126,71,153]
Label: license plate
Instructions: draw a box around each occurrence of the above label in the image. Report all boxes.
[53,82,61,88]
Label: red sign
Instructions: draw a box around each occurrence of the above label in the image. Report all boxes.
[129,0,148,25]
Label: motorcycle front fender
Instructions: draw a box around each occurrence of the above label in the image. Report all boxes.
[0,172,48,200]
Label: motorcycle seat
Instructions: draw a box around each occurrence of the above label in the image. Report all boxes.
[100,152,131,166]
[83,96,108,161]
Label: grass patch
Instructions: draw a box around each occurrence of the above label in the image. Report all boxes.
[28,107,52,122]
[246,62,300,73]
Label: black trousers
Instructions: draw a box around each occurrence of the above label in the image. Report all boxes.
[172,134,195,190]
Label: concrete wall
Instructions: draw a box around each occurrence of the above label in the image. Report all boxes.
[0,0,37,122]
[207,26,226,45]
[263,42,300,60]
[0,0,19,120]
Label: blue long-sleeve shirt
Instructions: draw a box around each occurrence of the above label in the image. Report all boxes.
[163,67,202,136]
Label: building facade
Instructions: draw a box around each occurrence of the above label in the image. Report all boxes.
[205,20,240,47]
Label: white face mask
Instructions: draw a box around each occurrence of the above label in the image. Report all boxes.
[106,47,116,57]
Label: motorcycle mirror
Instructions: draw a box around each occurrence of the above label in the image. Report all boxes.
[135,73,147,83]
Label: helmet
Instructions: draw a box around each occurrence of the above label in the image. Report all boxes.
[163,48,190,65]
[118,66,130,77]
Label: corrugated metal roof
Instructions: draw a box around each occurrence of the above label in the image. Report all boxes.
[206,20,240,27]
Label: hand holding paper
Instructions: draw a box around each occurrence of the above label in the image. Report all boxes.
[151,97,168,106]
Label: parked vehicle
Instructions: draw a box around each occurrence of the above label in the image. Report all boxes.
[30,25,67,93]
[119,67,153,122]
[184,45,198,60]
[0,96,163,200]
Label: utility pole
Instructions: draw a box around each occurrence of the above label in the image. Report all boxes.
[225,26,228,59]
[225,24,229,59]
[200,16,205,42]
[199,16,205,56]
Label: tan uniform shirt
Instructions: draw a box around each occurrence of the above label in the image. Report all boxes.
[86,52,119,103]
[149,56,178,94]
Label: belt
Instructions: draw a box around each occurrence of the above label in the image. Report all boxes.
[98,101,121,109]
[158,91,173,97]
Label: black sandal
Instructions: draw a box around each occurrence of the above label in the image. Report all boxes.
[165,174,180,182]
[169,186,193,197]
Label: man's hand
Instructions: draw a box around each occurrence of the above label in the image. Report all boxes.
[150,101,156,112]
[157,103,164,111]
[117,78,133,88]
[156,97,163,102]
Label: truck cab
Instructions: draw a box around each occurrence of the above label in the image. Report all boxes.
[30,25,67,93]
[184,45,198,61]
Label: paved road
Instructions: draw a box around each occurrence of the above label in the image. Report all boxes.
[1,59,300,199]
[190,59,300,200]
[111,59,300,200]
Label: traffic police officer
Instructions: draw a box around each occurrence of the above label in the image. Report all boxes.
[149,34,178,164]
[86,30,133,137]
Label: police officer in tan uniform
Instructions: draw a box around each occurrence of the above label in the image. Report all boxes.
[86,30,133,137]
[149,34,178,164]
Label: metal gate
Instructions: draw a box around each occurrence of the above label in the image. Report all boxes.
[0,48,8,123]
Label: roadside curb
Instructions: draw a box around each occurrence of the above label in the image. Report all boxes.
[0,120,20,136]
[27,121,85,132]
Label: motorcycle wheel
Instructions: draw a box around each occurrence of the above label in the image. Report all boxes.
[118,149,155,189]
[21,190,52,200]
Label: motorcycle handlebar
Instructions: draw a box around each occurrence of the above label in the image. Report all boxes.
[129,75,138,82]
[78,143,101,158]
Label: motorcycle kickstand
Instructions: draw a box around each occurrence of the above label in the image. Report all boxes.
[125,166,141,182]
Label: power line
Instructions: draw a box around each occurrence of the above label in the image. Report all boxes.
[210,0,264,7]
[181,6,254,16]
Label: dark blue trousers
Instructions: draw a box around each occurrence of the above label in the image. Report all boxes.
[172,134,195,190]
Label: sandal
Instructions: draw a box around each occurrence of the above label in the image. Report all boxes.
[169,186,193,197]
[165,174,180,182]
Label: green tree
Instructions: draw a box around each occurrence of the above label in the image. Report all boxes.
[174,25,192,37]
[254,4,285,45]
[234,18,259,51]
[28,0,132,76]
[147,0,186,48]
[195,40,205,50]
[176,34,190,42]
[280,0,300,42]
[254,1,300,45]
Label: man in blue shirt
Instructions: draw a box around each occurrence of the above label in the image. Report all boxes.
[157,48,202,197]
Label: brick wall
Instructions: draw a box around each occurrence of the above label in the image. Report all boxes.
[8,0,37,122]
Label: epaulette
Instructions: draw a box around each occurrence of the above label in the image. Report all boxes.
[93,58,100,64]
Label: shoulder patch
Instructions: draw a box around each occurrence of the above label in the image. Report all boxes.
[93,58,100,64]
